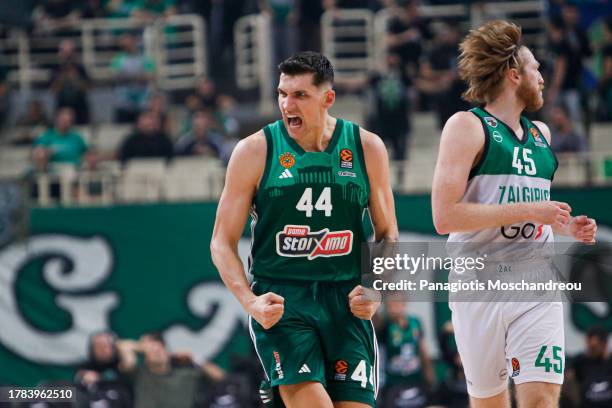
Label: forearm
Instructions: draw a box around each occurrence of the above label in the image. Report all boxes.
[211,241,255,309]
[552,220,571,236]
[436,202,535,234]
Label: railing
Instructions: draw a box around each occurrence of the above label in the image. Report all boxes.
[234,13,274,114]
[0,151,608,207]
[0,14,206,90]
[322,9,376,81]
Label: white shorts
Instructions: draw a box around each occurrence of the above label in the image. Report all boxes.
[449,301,565,398]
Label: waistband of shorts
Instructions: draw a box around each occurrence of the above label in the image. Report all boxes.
[253,277,360,288]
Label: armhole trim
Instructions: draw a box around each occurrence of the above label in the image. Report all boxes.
[468,112,490,180]
[259,126,274,192]
[353,123,371,195]
[530,121,559,180]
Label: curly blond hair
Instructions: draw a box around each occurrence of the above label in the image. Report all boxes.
[458,20,523,104]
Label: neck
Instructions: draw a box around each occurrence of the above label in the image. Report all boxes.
[299,114,336,152]
[485,90,525,132]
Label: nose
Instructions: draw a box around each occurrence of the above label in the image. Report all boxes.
[282,95,295,112]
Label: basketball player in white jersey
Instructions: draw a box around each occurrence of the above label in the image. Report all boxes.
[431,20,597,408]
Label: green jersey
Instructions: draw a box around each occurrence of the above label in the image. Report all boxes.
[380,315,425,386]
[249,119,370,282]
[448,107,558,245]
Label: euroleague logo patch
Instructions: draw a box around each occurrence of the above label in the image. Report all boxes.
[340,148,353,169]
[334,360,349,381]
[531,128,547,148]
[511,357,520,377]
[276,225,353,260]
[279,152,296,169]
[484,116,498,128]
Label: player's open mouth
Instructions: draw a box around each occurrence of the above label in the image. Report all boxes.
[287,116,303,129]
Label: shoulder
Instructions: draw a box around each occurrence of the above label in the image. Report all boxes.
[531,120,552,144]
[441,111,485,142]
[359,127,387,159]
[231,129,267,160]
[444,110,482,131]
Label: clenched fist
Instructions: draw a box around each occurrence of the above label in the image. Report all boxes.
[247,292,285,329]
[569,215,597,243]
[349,285,381,320]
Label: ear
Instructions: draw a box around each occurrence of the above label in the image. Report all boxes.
[323,89,336,109]
[507,66,521,87]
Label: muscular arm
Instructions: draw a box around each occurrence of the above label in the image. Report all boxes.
[348,130,398,320]
[432,112,569,235]
[210,132,286,328]
[361,128,399,243]
[210,133,265,309]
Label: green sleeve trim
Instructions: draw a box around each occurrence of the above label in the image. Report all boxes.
[353,123,370,195]
[468,111,490,180]
[530,120,559,180]
[259,126,274,192]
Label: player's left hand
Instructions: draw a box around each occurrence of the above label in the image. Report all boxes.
[569,215,597,243]
[349,285,381,320]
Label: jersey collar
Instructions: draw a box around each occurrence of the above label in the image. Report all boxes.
[280,118,344,155]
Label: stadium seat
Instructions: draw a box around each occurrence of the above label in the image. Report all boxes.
[118,158,167,202]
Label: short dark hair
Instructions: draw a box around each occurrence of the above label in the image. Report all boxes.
[587,326,609,343]
[278,51,334,86]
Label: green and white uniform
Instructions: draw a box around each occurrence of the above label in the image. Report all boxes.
[249,118,378,407]
[448,108,565,399]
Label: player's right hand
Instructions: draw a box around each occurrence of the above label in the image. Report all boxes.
[531,201,571,226]
[247,292,285,329]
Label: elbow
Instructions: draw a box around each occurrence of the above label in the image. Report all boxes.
[432,212,451,235]
[210,239,222,267]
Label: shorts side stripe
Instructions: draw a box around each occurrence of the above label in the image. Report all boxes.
[370,319,379,398]
[249,315,270,381]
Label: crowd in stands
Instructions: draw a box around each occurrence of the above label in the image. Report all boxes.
[0,0,609,176]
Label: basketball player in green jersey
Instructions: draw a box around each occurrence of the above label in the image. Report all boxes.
[211,52,398,408]
[432,21,597,408]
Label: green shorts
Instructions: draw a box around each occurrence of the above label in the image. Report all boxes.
[249,279,378,407]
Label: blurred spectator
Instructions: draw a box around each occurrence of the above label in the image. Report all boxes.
[13,100,51,146]
[50,39,90,124]
[106,0,136,18]
[117,110,173,163]
[116,332,225,408]
[183,76,237,136]
[75,331,132,407]
[32,0,81,33]
[376,296,434,408]
[434,321,469,408]
[111,33,156,124]
[548,6,592,129]
[259,0,297,64]
[190,75,221,111]
[175,109,223,157]
[17,100,50,128]
[368,53,410,166]
[297,0,323,52]
[598,16,612,122]
[0,63,8,130]
[80,0,110,19]
[549,103,587,153]
[146,92,173,135]
[568,327,612,408]
[386,0,431,82]
[416,22,469,129]
[32,107,89,170]
[132,0,177,22]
